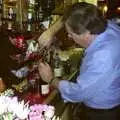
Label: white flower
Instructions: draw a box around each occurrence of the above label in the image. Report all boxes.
[9,98,30,119]
[15,101,30,119]
[0,95,30,119]
[44,106,55,119]
[0,89,14,96]
[0,93,55,120]
[0,96,9,115]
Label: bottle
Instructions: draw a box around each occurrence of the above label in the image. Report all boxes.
[39,77,50,96]
[8,7,13,20]
[7,21,12,30]
[29,79,37,94]
[53,52,63,78]
[26,79,43,105]
[7,7,14,30]
[27,0,35,32]
[64,59,71,75]
[27,11,32,32]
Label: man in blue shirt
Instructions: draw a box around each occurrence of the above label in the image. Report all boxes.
[38,2,120,120]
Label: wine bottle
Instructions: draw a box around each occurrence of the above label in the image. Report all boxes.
[64,59,71,75]
[27,0,35,32]
[41,81,50,96]
[39,77,50,96]
[53,51,63,78]
[29,79,37,94]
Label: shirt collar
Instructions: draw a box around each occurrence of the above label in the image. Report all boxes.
[85,21,110,54]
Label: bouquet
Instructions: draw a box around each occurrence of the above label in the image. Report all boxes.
[0,95,30,120]
[0,89,55,120]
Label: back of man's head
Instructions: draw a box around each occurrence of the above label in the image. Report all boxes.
[62,2,107,35]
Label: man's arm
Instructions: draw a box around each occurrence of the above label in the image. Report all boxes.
[37,16,63,47]
[57,49,114,102]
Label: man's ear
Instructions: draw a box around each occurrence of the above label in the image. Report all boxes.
[84,31,91,41]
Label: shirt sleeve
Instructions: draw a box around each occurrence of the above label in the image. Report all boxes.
[58,49,115,102]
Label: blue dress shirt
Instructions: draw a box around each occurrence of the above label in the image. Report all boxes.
[58,21,120,109]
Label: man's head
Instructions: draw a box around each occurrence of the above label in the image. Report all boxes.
[62,2,107,48]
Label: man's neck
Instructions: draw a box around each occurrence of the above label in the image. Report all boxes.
[88,34,97,45]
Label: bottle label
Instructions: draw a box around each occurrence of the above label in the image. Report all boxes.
[27,24,31,31]
[41,84,49,95]
[8,22,12,30]
[28,12,32,19]
[54,68,63,77]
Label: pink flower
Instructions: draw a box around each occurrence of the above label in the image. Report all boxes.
[29,104,55,120]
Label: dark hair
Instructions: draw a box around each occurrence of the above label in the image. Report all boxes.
[62,2,108,35]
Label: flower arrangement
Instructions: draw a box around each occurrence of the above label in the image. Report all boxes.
[0,88,14,96]
[0,89,55,120]
[29,104,55,120]
[0,95,30,120]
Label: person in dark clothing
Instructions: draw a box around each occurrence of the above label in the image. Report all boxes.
[0,31,22,88]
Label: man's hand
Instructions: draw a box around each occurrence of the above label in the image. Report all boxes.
[38,62,53,83]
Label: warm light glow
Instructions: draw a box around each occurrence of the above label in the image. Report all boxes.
[103,5,108,13]
[117,7,120,11]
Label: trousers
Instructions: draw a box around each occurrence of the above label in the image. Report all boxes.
[79,104,120,120]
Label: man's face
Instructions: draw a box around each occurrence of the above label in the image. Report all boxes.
[65,23,91,48]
